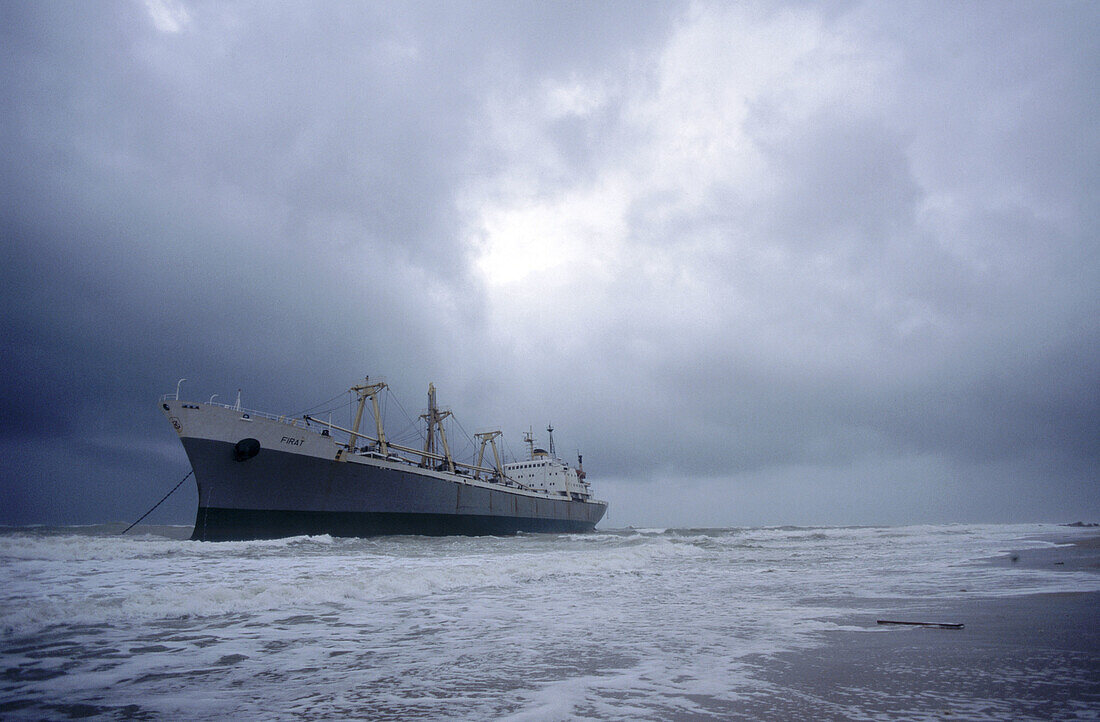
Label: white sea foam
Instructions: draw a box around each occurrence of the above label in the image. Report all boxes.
[0,523,1097,720]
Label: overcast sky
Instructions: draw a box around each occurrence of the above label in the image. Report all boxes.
[2,1,1097,528]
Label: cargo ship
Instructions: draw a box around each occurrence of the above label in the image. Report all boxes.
[160,378,607,540]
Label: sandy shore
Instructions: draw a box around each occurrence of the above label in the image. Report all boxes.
[724,533,1100,720]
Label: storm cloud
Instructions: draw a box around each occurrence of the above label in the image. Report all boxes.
[2,1,1097,527]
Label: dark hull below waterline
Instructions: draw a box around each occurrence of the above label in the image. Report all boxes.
[191,506,600,541]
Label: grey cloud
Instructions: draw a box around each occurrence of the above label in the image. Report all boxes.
[2,1,1097,526]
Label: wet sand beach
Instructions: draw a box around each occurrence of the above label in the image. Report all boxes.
[731,533,1100,720]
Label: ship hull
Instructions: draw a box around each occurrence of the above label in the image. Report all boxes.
[192,506,600,541]
[169,409,607,541]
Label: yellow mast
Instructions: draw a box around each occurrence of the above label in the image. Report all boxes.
[420,383,454,473]
[349,378,388,454]
[474,430,504,480]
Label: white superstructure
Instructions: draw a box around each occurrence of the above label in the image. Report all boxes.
[502,426,593,502]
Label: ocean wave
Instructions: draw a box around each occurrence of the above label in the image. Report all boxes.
[2,523,1095,638]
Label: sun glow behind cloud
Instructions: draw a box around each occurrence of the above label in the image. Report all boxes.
[463,4,888,352]
[142,0,191,34]
[471,177,628,286]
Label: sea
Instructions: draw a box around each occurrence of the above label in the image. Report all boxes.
[2,523,1098,720]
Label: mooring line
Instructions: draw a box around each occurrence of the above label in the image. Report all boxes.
[120,469,194,535]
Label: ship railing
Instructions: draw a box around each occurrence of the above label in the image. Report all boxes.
[163,394,561,496]
[161,395,307,428]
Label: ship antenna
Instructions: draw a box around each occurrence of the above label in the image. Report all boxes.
[547,423,555,457]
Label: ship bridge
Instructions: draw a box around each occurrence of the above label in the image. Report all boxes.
[503,427,592,501]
